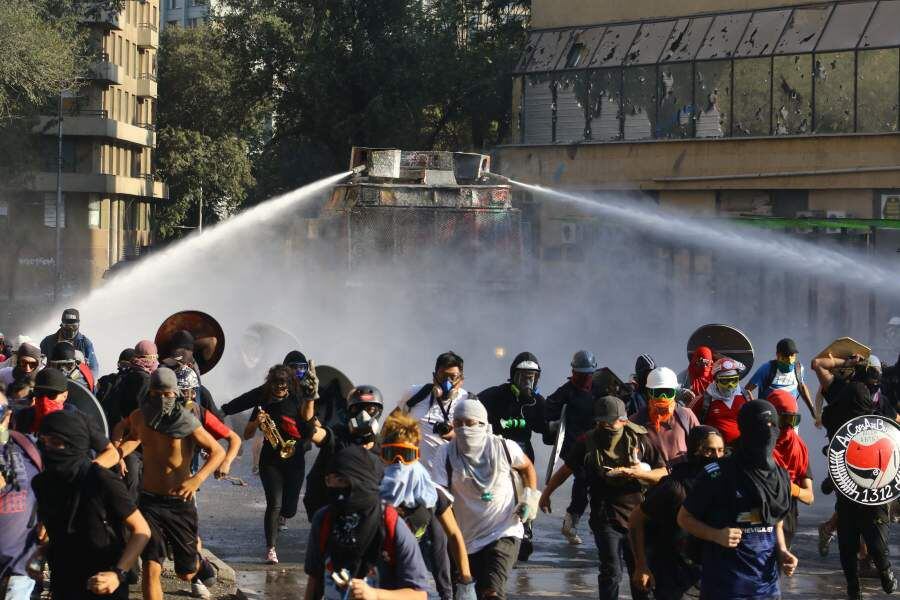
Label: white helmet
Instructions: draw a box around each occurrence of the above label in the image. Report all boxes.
[646,367,679,390]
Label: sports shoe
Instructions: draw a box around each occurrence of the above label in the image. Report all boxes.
[191,580,212,599]
[561,512,583,546]
[279,516,288,531]
[818,522,835,557]
[266,547,278,564]
[881,568,898,594]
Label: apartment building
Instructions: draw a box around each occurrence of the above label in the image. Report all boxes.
[161,0,212,29]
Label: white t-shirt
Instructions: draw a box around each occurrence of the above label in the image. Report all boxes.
[431,437,526,553]
[399,384,469,476]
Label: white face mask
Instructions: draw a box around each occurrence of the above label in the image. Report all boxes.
[455,424,488,457]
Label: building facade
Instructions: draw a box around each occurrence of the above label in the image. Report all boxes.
[495,0,900,344]
[3,0,166,327]
[161,0,212,29]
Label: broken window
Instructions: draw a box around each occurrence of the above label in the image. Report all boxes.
[515,32,543,72]
[735,10,791,57]
[557,27,608,71]
[660,17,713,63]
[773,54,811,135]
[524,29,572,72]
[589,24,641,68]
[857,48,900,132]
[556,74,589,142]
[775,6,831,55]
[733,57,772,136]
[859,1,900,49]
[695,60,732,138]
[522,75,554,144]
[814,51,854,133]
[623,66,657,140]
[626,21,676,66]
[697,12,752,60]
[657,63,694,138]
[815,2,875,51]
[588,69,622,141]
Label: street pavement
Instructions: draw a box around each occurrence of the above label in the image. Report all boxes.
[197,447,900,599]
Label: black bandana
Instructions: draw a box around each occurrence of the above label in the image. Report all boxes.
[141,395,200,439]
[39,411,92,484]
[734,400,791,525]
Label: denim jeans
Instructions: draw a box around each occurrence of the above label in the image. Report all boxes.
[593,522,649,600]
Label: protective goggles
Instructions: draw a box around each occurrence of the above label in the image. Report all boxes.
[289,362,309,380]
[381,443,419,465]
[778,412,801,428]
[716,376,740,386]
[649,388,677,400]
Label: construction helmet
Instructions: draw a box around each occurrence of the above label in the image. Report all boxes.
[571,350,598,374]
[646,367,679,390]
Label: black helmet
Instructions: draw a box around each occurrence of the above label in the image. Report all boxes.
[50,341,77,363]
[347,385,384,417]
[509,351,541,379]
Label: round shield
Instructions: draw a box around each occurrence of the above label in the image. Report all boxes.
[828,415,900,506]
[687,324,755,378]
[66,379,109,436]
[155,311,225,375]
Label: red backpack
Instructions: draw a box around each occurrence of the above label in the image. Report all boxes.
[318,503,399,567]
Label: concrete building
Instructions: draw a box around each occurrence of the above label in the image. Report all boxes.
[495,0,900,343]
[161,0,212,29]
[3,0,166,327]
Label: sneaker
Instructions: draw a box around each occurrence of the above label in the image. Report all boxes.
[191,580,212,599]
[561,512,583,546]
[266,547,278,564]
[279,516,288,531]
[881,568,898,594]
[818,522,835,557]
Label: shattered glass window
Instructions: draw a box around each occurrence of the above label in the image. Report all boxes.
[588,69,622,141]
[558,27,607,71]
[857,48,900,132]
[697,12,752,60]
[735,10,791,57]
[623,66,657,140]
[773,54,811,135]
[815,2,875,51]
[556,74,589,142]
[657,63,694,138]
[524,29,572,72]
[522,75,554,144]
[814,51,854,133]
[660,17,713,63]
[859,1,900,49]
[625,21,676,66]
[514,32,543,72]
[695,60,732,138]
[775,6,831,54]
[589,24,641,68]
[733,57,772,136]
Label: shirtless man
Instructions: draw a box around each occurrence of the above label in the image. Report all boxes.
[116,367,225,600]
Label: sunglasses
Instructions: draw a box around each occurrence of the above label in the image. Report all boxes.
[381,443,419,465]
[649,388,677,400]
[779,413,801,428]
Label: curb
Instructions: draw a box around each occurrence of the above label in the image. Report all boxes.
[203,547,236,584]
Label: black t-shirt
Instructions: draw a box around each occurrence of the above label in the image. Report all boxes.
[113,370,150,423]
[478,383,547,460]
[547,380,604,453]
[641,463,700,550]
[32,465,136,595]
[564,429,665,530]
[250,393,306,464]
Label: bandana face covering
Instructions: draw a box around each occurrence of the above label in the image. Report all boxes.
[32,395,66,434]
[141,392,200,439]
[648,397,676,431]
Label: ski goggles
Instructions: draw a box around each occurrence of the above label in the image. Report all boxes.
[778,412,801,429]
[381,443,419,465]
[648,388,677,400]
[715,375,740,386]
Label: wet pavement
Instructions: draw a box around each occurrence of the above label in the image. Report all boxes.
[197,449,900,599]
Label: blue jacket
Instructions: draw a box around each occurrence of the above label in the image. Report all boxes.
[40,331,99,375]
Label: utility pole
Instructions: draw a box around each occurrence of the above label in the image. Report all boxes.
[54,89,64,302]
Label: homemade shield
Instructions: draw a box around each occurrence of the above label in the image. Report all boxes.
[687,324,755,378]
[66,379,109,436]
[155,311,225,374]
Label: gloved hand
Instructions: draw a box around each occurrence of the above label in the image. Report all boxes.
[299,360,320,401]
[455,579,477,600]
[516,487,541,523]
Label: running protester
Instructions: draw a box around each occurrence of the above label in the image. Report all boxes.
[96,348,136,428]
[766,389,814,548]
[478,351,548,560]
[746,338,815,418]
[304,445,428,600]
[541,396,666,600]
[399,351,469,475]
[684,346,714,401]
[117,367,225,600]
[31,411,151,600]
[630,367,699,466]
[545,350,601,546]
[39,308,99,375]
[432,399,539,600]
[678,400,798,600]
[629,426,725,600]
[243,364,316,564]
[696,358,749,446]
[379,409,475,600]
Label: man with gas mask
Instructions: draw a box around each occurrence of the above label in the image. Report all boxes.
[545,350,601,546]
[478,352,548,562]
[541,396,666,600]
[115,367,225,600]
[696,358,749,446]
[48,341,95,392]
[304,385,384,521]
[400,352,469,476]
[678,400,798,600]
[303,444,429,600]
[813,352,896,598]
[40,308,98,376]
[432,399,540,600]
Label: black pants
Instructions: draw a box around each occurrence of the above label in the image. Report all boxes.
[837,499,891,588]
[420,520,453,600]
[259,453,305,548]
[593,522,649,600]
[469,537,521,600]
[567,466,589,516]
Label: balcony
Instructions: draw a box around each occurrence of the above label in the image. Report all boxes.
[82,9,122,29]
[34,113,157,148]
[137,23,159,49]
[136,75,158,99]
[87,55,123,85]
[26,172,169,200]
